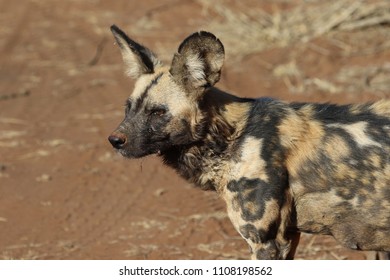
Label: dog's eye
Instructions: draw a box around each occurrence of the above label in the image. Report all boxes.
[151,108,166,117]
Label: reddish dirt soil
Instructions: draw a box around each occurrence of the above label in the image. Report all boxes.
[0,0,389,259]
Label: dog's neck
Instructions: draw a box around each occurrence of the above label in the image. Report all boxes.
[161,87,253,191]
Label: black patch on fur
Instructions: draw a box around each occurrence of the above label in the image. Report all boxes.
[291,102,390,126]
[177,31,223,54]
[240,223,278,244]
[240,224,261,243]
[244,99,287,165]
[227,178,283,222]
[125,99,132,115]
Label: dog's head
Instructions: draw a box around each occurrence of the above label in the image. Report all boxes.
[108,25,225,158]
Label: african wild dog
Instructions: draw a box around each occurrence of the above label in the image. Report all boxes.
[108,25,390,259]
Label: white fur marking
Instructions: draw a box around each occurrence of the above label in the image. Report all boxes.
[186,53,205,82]
[234,137,268,182]
[123,52,143,78]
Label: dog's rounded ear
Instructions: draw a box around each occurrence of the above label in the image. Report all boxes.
[170,31,225,97]
[111,25,161,79]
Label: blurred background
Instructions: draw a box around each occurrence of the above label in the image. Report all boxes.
[1,0,389,259]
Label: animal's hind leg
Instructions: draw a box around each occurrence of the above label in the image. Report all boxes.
[285,231,300,260]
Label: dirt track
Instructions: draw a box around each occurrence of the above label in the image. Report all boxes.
[1,0,390,259]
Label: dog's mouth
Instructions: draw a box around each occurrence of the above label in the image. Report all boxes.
[117,147,133,158]
[115,144,164,159]
[115,146,146,159]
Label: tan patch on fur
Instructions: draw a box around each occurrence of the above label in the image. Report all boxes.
[335,163,357,181]
[290,181,306,198]
[278,108,306,149]
[369,153,383,168]
[280,105,325,178]
[328,122,382,148]
[224,191,241,231]
[324,135,351,161]
[376,164,390,189]
[222,102,251,139]
[295,191,343,233]
[369,100,390,117]
[348,104,365,115]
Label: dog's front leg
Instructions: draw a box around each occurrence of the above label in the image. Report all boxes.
[223,179,293,260]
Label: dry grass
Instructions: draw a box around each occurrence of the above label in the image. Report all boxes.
[273,62,390,95]
[196,0,390,57]
[129,0,390,95]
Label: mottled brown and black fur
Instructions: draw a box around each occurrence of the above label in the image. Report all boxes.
[108,25,390,259]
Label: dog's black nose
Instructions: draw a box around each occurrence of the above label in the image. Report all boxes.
[108,134,127,149]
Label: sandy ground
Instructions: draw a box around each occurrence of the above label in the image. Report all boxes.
[1,0,390,259]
